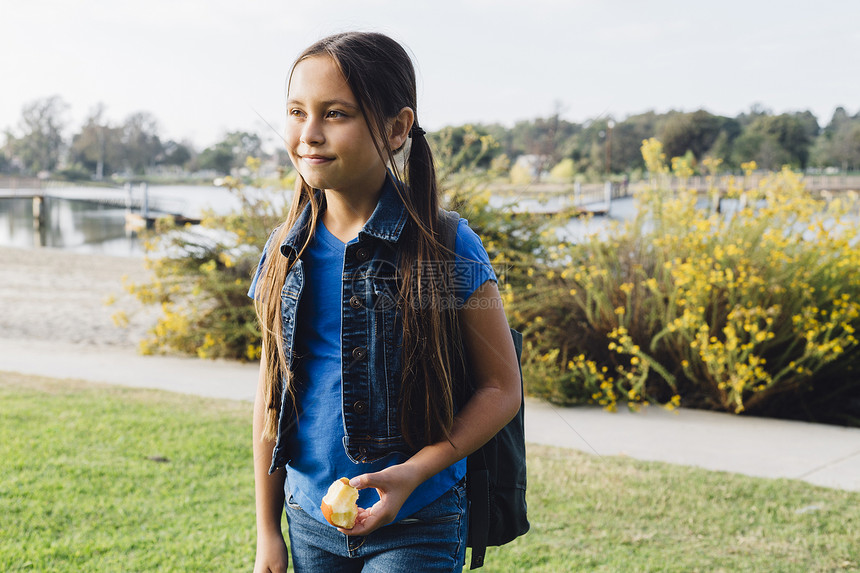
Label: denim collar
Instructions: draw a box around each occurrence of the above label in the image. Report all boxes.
[279,175,409,258]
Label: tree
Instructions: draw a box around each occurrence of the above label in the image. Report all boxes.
[732,113,817,169]
[196,131,263,175]
[605,112,661,173]
[523,110,562,182]
[823,107,851,138]
[223,131,263,166]
[827,122,860,171]
[0,146,9,174]
[659,110,733,162]
[813,108,860,170]
[160,140,193,168]
[120,112,163,175]
[69,104,123,179]
[505,105,578,181]
[736,103,772,128]
[5,95,68,175]
[731,132,787,170]
[196,145,234,175]
[426,124,502,174]
[561,117,614,178]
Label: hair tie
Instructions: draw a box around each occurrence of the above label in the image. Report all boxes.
[411,125,426,138]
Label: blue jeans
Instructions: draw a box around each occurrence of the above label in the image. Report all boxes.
[285,480,468,572]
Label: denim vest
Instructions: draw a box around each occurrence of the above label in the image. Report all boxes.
[269,178,411,474]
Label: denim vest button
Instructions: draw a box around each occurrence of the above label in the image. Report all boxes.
[359,445,369,456]
[352,346,367,360]
[349,295,362,309]
[356,247,370,261]
[353,400,368,414]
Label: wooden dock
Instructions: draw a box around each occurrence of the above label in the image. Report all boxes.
[0,184,201,231]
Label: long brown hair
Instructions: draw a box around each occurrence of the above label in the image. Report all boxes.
[255,32,464,448]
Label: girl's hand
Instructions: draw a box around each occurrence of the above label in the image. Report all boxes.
[253,530,289,573]
[338,463,423,536]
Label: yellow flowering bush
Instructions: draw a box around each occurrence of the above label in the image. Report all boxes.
[124,157,292,360]
[516,141,860,424]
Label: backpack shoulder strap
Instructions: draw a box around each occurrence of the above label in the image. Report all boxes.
[437,208,493,568]
[437,209,490,568]
[437,208,460,252]
[437,207,528,569]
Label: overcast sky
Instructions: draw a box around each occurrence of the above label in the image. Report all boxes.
[2,0,858,150]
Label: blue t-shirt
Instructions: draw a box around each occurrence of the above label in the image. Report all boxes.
[249,217,496,525]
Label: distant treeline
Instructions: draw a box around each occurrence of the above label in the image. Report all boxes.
[2,95,859,181]
[0,96,286,181]
[432,104,860,180]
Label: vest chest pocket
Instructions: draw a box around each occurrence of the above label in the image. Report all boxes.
[369,276,403,376]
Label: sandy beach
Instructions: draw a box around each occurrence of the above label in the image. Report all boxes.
[0,246,158,347]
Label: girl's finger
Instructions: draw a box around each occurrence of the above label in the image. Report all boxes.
[341,506,392,536]
[350,472,384,491]
[348,474,368,489]
[340,509,373,535]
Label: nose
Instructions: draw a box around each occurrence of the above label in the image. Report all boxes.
[300,116,324,146]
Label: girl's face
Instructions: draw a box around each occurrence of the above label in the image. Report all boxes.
[285,55,387,198]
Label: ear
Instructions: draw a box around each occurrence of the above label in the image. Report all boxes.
[387,107,415,151]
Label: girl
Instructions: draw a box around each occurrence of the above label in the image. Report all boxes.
[251,32,521,573]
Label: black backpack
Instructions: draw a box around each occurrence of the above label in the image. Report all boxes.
[438,209,530,570]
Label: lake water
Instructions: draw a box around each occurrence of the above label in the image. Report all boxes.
[0,184,634,257]
[0,185,256,257]
[0,196,143,256]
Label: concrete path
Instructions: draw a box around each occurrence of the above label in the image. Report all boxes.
[528,399,860,491]
[2,337,859,492]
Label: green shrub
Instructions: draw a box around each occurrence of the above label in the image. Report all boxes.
[433,129,555,294]
[548,157,576,182]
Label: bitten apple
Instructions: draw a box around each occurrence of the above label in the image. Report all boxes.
[321,477,359,529]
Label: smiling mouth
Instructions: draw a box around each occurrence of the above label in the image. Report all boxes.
[301,155,333,165]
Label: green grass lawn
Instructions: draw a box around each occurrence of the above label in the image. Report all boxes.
[1,372,858,572]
